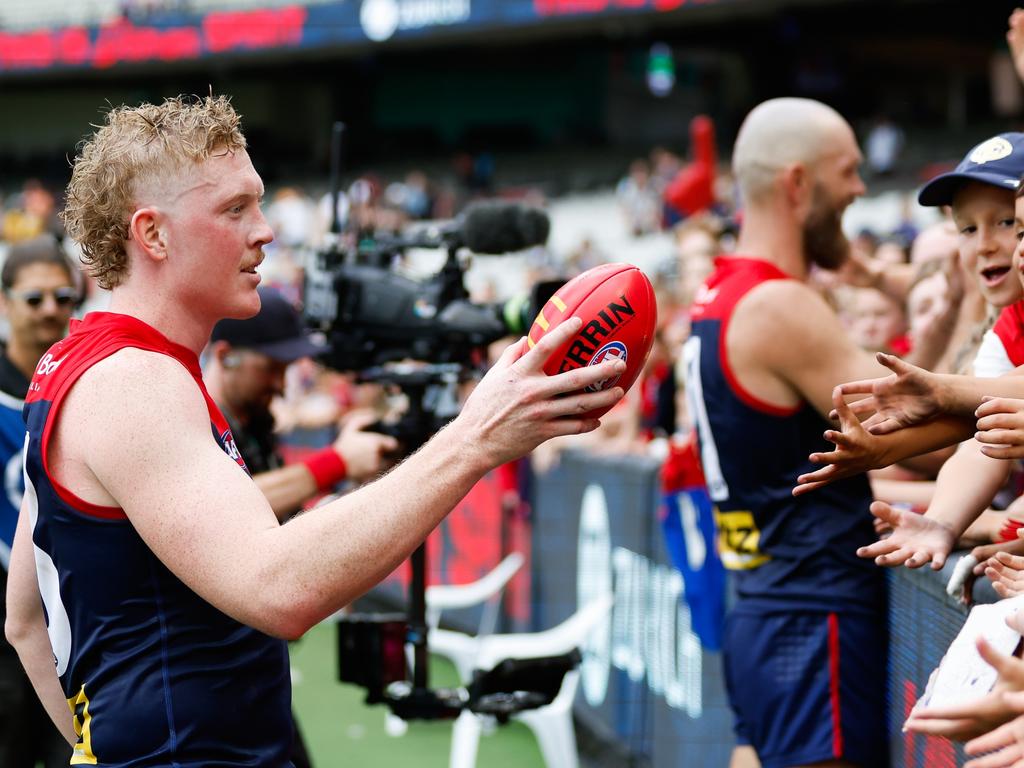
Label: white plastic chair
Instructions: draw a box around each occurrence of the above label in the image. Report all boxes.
[384,553,526,737]
[449,593,615,768]
[426,552,525,682]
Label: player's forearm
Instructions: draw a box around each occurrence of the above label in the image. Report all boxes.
[4,509,76,744]
[254,464,317,522]
[923,440,1012,538]
[6,617,76,745]
[251,419,489,638]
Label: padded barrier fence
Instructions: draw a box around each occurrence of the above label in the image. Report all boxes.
[530,451,999,767]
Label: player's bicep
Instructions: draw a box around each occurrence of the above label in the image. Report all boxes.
[762,284,886,418]
[74,353,276,605]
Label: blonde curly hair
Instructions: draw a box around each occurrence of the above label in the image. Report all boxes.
[62,95,246,289]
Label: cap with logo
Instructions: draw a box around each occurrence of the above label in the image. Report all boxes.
[210,286,325,363]
[918,133,1024,207]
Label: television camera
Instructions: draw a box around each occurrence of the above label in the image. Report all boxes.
[305,124,579,723]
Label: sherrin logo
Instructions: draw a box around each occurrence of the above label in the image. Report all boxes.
[970,136,1014,165]
[586,341,627,392]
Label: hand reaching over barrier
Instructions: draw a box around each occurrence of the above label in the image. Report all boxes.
[986,552,1024,600]
[833,352,950,436]
[793,387,977,497]
[964,693,1024,767]
[855,500,957,570]
[976,397,1024,460]
[906,637,1024,741]
[793,387,891,495]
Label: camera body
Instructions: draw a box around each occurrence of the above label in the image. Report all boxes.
[304,201,553,375]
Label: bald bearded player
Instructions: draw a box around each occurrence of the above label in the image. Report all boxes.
[684,98,897,767]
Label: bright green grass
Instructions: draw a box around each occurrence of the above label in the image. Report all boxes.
[290,621,547,767]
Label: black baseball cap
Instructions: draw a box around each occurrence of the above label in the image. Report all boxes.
[211,287,325,363]
[918,132,1024,207]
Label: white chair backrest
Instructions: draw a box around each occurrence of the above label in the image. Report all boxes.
[425,552,525,631]
[473,593,614,672]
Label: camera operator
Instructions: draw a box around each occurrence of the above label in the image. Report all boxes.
[5,94,625,766]
[205,286,397,521]
[205,285,398,768]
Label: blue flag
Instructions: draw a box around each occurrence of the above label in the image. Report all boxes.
[660,485,726,652]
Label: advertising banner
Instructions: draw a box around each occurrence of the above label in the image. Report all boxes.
[0,0,728,74]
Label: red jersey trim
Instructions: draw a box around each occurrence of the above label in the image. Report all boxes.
[699,257,802,417]
[828,612,844,758]
[35,313,206,522]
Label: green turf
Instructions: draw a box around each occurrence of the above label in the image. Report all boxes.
[290,621,547,767]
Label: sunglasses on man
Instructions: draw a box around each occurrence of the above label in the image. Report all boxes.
[6,287,80,309]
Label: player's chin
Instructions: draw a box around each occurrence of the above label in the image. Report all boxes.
[224,284,262,319]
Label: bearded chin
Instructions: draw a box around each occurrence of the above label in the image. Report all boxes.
[804,207,850,271]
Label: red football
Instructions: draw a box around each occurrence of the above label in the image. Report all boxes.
[527,263,657,418]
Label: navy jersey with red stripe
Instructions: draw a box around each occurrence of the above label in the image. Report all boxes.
[23,312,291,767]
[684,257,883,613]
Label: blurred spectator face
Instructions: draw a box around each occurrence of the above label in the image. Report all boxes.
[3,262,76,352]
[23,185,54,220]
[907,271,948,346]
[630,160,651,186]
[910,222,958,264]
[852,229,878,257]
[874,241,908,265]
[677,229,717,301]
[848,288,906,352]
[222,349,288,417]
[952,182,1021,308]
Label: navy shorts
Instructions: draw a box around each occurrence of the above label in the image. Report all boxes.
[723,609,889,768]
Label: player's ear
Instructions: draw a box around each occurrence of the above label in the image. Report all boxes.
[780,163,810,215]
[129,206,169,264]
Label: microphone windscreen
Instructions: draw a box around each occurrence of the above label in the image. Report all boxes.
[516,207,551,249]
[461,202,550,254]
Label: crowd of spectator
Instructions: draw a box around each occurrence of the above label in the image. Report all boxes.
[9,47,1024,761]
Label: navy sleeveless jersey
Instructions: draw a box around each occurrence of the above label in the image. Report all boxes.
[0,387,26,570]
[684,257,883,614]
[23,312,292,767]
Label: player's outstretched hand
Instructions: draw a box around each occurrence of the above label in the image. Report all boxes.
[832,353,945,435]
[906,638,1024,741]
[965,693,1024,767]
[986,551,1024,599]
[855,501,956,570]
[793,387,887,495]
[976,398,1024,460]
[456,318,626,468]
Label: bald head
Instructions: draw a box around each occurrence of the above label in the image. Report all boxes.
[733,98,854,204]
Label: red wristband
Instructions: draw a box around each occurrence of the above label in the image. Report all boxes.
[302,447,348,492]
[999,518,1024,543]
